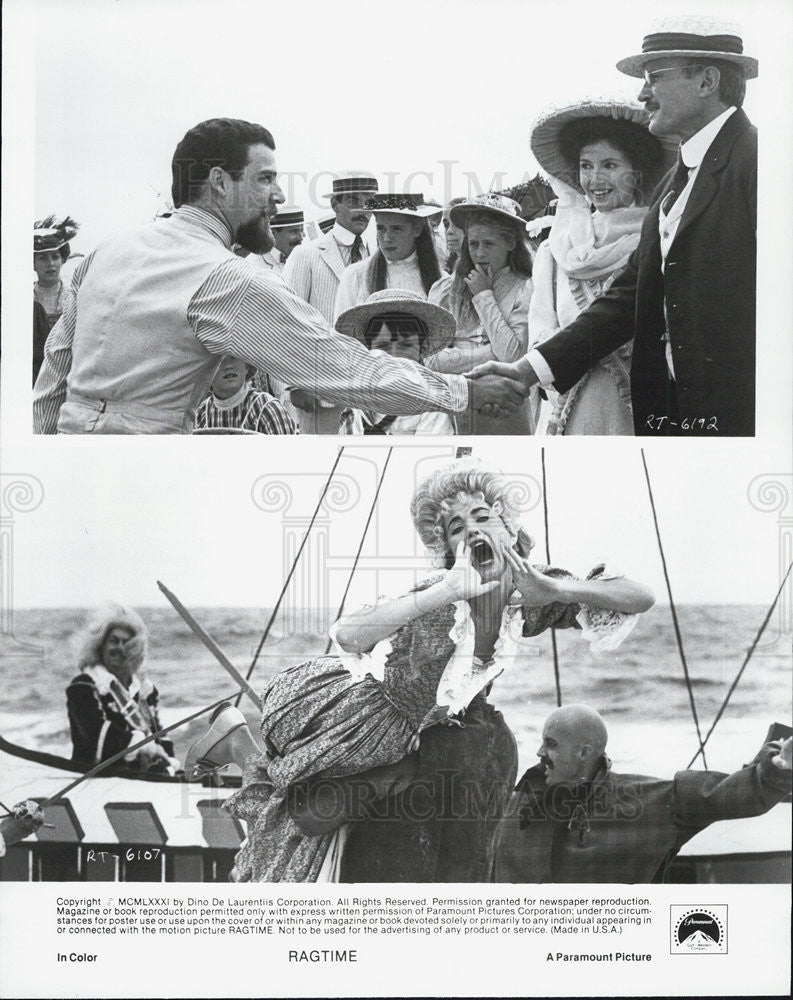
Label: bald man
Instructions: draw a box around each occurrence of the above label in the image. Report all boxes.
[493,705,792,883]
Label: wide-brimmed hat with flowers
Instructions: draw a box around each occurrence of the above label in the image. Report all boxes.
[530,99,669,202]
[335,288,455,359]
[33,215,79,254]
[616,15,757,79]
[364,193,441,219]
[449,193,529,233]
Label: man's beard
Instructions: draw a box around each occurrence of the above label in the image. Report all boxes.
[236,213,275,254]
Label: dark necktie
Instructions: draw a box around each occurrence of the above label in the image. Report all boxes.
[350,235,363,263]
[661,154,690,216]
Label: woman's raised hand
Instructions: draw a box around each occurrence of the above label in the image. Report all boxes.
[463,264,493,297]
[442,541,500,601]
[502,543,561,606]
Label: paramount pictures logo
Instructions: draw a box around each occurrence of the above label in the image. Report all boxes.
[670,905,727,955]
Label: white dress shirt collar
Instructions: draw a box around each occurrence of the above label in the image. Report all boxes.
[680,106,737,169]
[332,222,358,246]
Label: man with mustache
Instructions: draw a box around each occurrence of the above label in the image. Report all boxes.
[282,172,379,433]
[493,705,792,882]
[34,125,524,433]
[473,16,758,436]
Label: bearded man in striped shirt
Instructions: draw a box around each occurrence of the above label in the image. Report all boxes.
[33,118,527,434]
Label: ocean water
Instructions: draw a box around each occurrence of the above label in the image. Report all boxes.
[1,604,790,779]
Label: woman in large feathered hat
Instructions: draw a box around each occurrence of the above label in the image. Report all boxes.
[33,215,79,383]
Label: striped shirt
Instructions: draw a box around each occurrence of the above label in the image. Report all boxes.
[194,384,297,434]
[33,206,467,433]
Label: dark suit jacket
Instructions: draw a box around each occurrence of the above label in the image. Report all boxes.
[537,108,757,436]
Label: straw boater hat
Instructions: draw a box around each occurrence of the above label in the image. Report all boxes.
[335,288,455,359]
[270,204,305,229]
[449,193,529,232]
[364,193,442,219]
[33,215,79,253]
[616,16,757,79]
[323,171,379,200]
[529,99,668,202]
[317,212,336,235]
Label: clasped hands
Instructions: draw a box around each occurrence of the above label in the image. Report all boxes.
[464,359,538,418]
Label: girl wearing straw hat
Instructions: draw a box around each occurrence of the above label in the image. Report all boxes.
[527,99,666,434]
[333,193,441,320]
[334,288,456,435]
[426,193,533,435]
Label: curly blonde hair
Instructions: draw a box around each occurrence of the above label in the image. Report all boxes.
[410,459,534,567]
[75,604,149,675]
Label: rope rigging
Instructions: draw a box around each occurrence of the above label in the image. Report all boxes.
[687,562,793,768]
[641,450,709,769]
[324,448,394,655]
[541,449,563,707]
[233,446,346,706]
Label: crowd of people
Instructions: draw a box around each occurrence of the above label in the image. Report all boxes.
[32,15,758,437]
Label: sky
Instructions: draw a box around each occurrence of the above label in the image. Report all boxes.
[24,0,768,250]
[3,439,791,608]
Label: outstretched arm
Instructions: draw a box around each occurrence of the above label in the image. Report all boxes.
[673,737,792,831]
[502,544,655,613]
[333,541,498,655]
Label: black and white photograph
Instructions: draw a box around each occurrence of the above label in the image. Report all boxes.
[12,0,784,440]
[2,0,792,996]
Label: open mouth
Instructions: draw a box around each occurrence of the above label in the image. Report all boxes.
[469,538,495,570]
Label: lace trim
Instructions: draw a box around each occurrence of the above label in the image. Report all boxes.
[575,562,639,653]
[433,596,522,715]
[326,594,396,683]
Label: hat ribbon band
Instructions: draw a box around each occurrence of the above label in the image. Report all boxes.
[333,179,379,194]
[642,32,744,55]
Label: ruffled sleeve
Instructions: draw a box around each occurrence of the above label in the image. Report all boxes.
[327,599,394,683]
[520,566,585,636]
[520,563,639,653]
[576,563,639,653]
[327,574,450,684]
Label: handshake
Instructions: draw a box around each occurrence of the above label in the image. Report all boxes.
[464,359,539,417]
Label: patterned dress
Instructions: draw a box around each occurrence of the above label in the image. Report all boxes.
[226,565,637,882]
[193,384,296,434]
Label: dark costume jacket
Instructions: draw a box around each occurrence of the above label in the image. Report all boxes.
[66,665,173,770]
[493,742,790,883]
[537,109,757,437]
